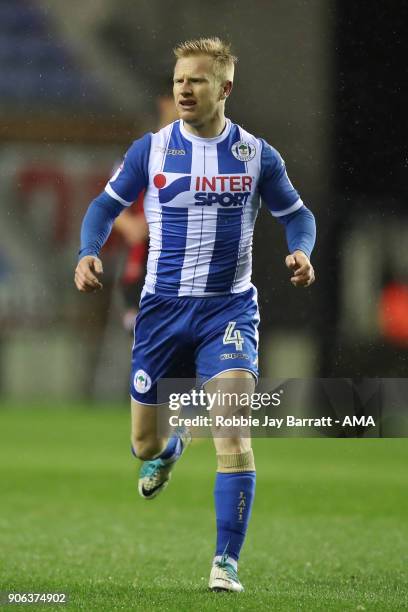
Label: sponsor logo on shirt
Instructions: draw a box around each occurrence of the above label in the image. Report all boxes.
[153,173,253,207]
[194,175,253,207]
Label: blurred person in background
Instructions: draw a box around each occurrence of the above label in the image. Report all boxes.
[113,81,178,332]
[75,37,316,593]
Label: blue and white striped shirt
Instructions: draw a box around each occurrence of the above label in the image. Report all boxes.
[103,118,305,297]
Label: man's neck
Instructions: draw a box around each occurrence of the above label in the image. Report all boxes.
[182,114,227,139]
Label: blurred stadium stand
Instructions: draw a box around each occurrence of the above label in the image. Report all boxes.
[0,1,106,111]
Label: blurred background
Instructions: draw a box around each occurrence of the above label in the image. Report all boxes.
[0,0,406,403]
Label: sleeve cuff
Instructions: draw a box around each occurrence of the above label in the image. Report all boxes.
[269,197,303,217]
[105,183,133,207]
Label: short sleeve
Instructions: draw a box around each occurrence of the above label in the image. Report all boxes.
[105,133,151,206]
[258,138,303,217]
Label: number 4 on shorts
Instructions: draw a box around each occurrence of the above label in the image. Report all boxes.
[223,321,244,351]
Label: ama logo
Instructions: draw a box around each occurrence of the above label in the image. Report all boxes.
[153,173,253,207]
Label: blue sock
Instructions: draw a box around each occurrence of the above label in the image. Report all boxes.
[159,435,182,462]
[131,435,182,462]
[214,471,256,562]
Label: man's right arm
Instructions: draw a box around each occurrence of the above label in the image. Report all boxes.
[75,133,151,292]
[74,192,124,292]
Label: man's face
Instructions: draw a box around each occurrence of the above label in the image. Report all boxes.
[173,55,226,127]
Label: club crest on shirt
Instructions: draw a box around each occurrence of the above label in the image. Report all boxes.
[231,141,256,162]
[134,370,152,393]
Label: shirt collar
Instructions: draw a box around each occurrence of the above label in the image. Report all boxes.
[179,118,231,144]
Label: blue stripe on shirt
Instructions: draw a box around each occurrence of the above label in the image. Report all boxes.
[205,207,243,293]
[155,205,189,294]
[217,125,246,174]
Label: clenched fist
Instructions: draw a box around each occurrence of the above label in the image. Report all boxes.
[74,256,104,292]
[285,250,315,288]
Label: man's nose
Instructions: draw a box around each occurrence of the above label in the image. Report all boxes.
[180,81,193,95]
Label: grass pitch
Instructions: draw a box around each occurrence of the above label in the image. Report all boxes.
[0,405,407,611]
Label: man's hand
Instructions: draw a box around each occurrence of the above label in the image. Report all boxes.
[74,256,103,292]
[285,250,315,287]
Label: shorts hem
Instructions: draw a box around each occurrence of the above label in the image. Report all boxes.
[200,368,258,386]
[129,393,168,406]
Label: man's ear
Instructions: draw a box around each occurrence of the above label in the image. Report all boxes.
[220,80,233,100]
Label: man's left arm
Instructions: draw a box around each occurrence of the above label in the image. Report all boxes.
[277,207,316,287]
[258,138,316,287]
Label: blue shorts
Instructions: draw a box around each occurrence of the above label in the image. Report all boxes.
[130,286,260,405]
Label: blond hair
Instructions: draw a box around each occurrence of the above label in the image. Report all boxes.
[173,37,237,82]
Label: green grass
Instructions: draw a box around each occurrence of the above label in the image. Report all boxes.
[0,405,407,611]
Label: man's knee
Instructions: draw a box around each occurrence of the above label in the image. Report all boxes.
[131,433,163,461]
